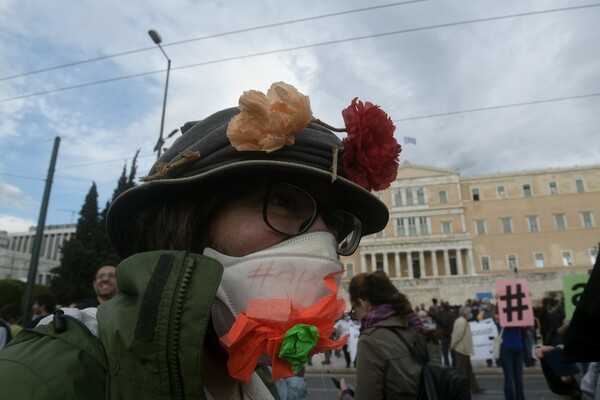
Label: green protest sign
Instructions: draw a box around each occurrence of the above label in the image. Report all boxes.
[562,274,589,320]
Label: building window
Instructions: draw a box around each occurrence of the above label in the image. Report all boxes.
[375,230,384,238]
[497,185,506,198]
[396,218,406,236]
[416,188,425,205]
[480,256,490,271]
[575,179,585,193]
[534,252,545,268]
[394,190,403,206]
[345,263,354,277]
[523,183,532,197]
[581,211,594,228]
[562,251,573,266]
[376,260,384,270]
[406,189,414,206]
[441,221,452,234]
[475,219,486,235]
[549,181,558,195]
[419,217,428,235]
[501,217,513,234]
[408,218,417,236]
[554,213,566,230]
[591,248,599,265]
[471,188,480,201]
[439,190,448,204]
[508,254,518,270]
[527,216,540,232]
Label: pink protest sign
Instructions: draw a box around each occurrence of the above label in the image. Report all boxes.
[495,279,534,327]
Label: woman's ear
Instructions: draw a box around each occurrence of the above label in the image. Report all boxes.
[358,298,370,312]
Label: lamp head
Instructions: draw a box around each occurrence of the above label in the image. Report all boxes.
[148,30,162,45]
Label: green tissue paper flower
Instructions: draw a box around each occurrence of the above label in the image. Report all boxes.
[278,324,319,372]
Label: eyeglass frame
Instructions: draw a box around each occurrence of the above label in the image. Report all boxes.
[349,305,357,319]
[260,180,363,256]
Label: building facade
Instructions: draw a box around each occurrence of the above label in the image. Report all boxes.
[0,224,76,285]
[341,162,600,306]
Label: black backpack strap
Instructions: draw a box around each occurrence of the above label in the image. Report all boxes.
[375,326,428,365]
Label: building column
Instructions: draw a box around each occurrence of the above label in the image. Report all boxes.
[467,248,475,275]
[360,253,367,274]
[383,252,389,275]
[394,252,401,278]
[419,251,426,278]
[407,252,414,278]
[456,249,464,275]
[443,249,450,276]
[431,250,438,277]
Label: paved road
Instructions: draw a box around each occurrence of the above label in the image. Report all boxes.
[303,372,555,400]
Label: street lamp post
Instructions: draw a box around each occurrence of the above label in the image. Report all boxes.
[148,29,171,160]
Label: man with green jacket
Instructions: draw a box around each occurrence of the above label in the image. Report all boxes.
[0,82,400,399]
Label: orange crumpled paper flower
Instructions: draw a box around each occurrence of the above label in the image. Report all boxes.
[219,271,347,382]
[226,82,313,152]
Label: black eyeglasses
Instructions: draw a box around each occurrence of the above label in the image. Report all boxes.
[349,305,356,319]
[262,181,363,256]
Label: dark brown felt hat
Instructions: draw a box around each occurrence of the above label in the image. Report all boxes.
[106,107,389,258]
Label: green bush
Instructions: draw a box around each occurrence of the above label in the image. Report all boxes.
[0,280,53,310]
[0,280,25,309]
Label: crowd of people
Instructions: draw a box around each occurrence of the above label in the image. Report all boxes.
[0,81,598,399]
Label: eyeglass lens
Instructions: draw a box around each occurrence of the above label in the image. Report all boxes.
[263,182,362,256]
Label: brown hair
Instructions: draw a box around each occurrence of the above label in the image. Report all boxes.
[349,270,412,317]
[128,185,228,254]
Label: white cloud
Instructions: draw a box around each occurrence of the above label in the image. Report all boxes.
[0,0,599,227]
[0,215,36,233]
[0,180,37,211]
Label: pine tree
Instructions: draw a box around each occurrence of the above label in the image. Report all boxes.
[50,151,140,304]
[98,149,140,261]
[50,183,103,303]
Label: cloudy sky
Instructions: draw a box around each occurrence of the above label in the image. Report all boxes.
[1,0,599,233]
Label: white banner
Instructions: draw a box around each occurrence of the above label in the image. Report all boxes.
[348,324,360,363]
[469,318,498,360]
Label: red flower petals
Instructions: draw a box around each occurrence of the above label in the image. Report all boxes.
[341,98,401,191]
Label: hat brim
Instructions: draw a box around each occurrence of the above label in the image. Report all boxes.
[107,159,389,258]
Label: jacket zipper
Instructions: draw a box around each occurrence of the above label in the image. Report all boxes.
[168,255,195,399]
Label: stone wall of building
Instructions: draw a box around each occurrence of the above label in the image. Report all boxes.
[340,269,580,309]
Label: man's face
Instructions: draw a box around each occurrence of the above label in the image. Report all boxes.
[93,265,118,301]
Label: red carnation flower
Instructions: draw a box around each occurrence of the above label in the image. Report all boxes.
[341,98,401,191]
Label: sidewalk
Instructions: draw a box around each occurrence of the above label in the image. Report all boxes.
[304,352,542,375]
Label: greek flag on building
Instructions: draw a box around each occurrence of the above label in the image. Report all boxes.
[403,136,417,145]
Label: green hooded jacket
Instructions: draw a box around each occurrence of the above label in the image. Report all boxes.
[0,250,279,399]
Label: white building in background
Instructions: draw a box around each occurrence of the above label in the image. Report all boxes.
[0,224,76,285]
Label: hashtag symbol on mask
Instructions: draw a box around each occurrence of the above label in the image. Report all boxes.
[500,283,529,322]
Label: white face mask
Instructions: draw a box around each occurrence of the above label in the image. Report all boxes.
[203,231,344,339]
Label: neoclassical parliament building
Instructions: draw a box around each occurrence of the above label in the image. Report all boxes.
[340,162,600,306]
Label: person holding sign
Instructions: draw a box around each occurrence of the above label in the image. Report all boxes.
[497,325,526,400]
[495,279,535,400]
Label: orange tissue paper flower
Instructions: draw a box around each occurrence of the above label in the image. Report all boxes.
[227,82,313,153]
[219,271,347,382]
